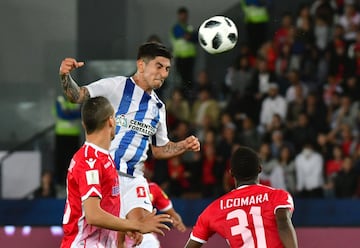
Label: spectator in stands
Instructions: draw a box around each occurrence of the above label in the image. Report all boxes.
[238,116,261,150]
[334,156,358,198]
[329,94,358,132]
[295,142,324,198]
[325,145,344,178]
[53,95,81,186]
[200,142,217,197]
[286,84,306,129]
[270,130,291,159]
[190,87,220,140]
[323,145,344,197]
[316,132,334,161]
[191,70,218,103]
[258,142,283,188]
[285,69,309,103]
[259,83,287,134]
[327,39,349,84]
[225,55,254,99]
[240,0,271,54]
[167,155,190,197]
[337,123,358,157]
[289,112,317,153]
[310,0,336,27]
[273,12,293,54]
[245,57,276,124]
[215,122,238,195]
[277,145,297,195]
[33,170,57,198]
[165,87,190,129]
[170,7,197,87]
[305,92,329,133]
[337,2,360,43]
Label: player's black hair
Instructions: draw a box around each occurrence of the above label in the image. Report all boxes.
[81,96,114,134]
[137,42,172,60]
[230,146,261,181]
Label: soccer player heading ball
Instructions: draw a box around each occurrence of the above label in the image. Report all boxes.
[59,42,200,247]
[185,146,298,248]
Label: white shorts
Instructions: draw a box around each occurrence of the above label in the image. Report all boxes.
[125,233,160,248]
[119,175,153,218]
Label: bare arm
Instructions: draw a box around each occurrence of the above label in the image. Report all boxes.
[59,57,90,103]
[151,135,200,160]
[83,197,171,235]
[276,208,298,248]
[164,208,186,232]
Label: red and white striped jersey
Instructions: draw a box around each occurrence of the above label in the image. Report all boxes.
[61,142,120,248]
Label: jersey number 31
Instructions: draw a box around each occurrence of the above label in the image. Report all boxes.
[226,206,266,247]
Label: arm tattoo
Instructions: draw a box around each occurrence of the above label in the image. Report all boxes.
[60,74,89,103]
[163,142,184,155]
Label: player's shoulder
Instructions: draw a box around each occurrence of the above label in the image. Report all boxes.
[103,75,127,83]
[253,184,291,196]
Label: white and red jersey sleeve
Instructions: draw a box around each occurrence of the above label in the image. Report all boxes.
[148,182,172,212]
[190,184,294,248]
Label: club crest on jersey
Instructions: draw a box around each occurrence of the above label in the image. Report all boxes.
[116,114,128,127]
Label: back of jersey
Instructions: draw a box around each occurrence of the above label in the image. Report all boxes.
[192,184,294,248]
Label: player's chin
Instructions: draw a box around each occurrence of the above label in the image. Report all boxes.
[152,83,162,90]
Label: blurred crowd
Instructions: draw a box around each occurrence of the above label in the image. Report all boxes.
[147,0,360,200]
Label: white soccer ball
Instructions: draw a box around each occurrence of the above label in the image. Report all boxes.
[198,16,238,54]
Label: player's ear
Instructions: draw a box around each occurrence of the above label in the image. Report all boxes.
[109,115,115,128]
[258,165,262,174]
[137,59,145,73]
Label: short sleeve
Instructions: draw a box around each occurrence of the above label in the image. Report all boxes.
[152,105,169,146]
[190,207,215,244]
[150,183,172,211]
[85,77,118,99]
[73,158,103,202]
[272,189,294,214]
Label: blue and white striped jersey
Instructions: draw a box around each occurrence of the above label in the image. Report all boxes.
[86,76,169,177]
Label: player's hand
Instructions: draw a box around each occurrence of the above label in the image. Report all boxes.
[59,58,84,76]
[126,231,143,247]
[184,135,200,152]
[172,214,186,232]
[139,209,172,236]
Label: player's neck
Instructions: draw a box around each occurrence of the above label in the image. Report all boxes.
[132,73,152,94]
[86,132,111,151]
[235,180,258,188]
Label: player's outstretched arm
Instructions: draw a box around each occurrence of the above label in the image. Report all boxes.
[59,57,89,104]
[151,135,200,160]
[276,208,298,248]
[83,197,172,235]
[165,208,186,232]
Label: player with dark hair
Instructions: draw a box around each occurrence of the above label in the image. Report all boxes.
[61,96,172,248]
[185,146,298,248]
[59,42,200,247]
